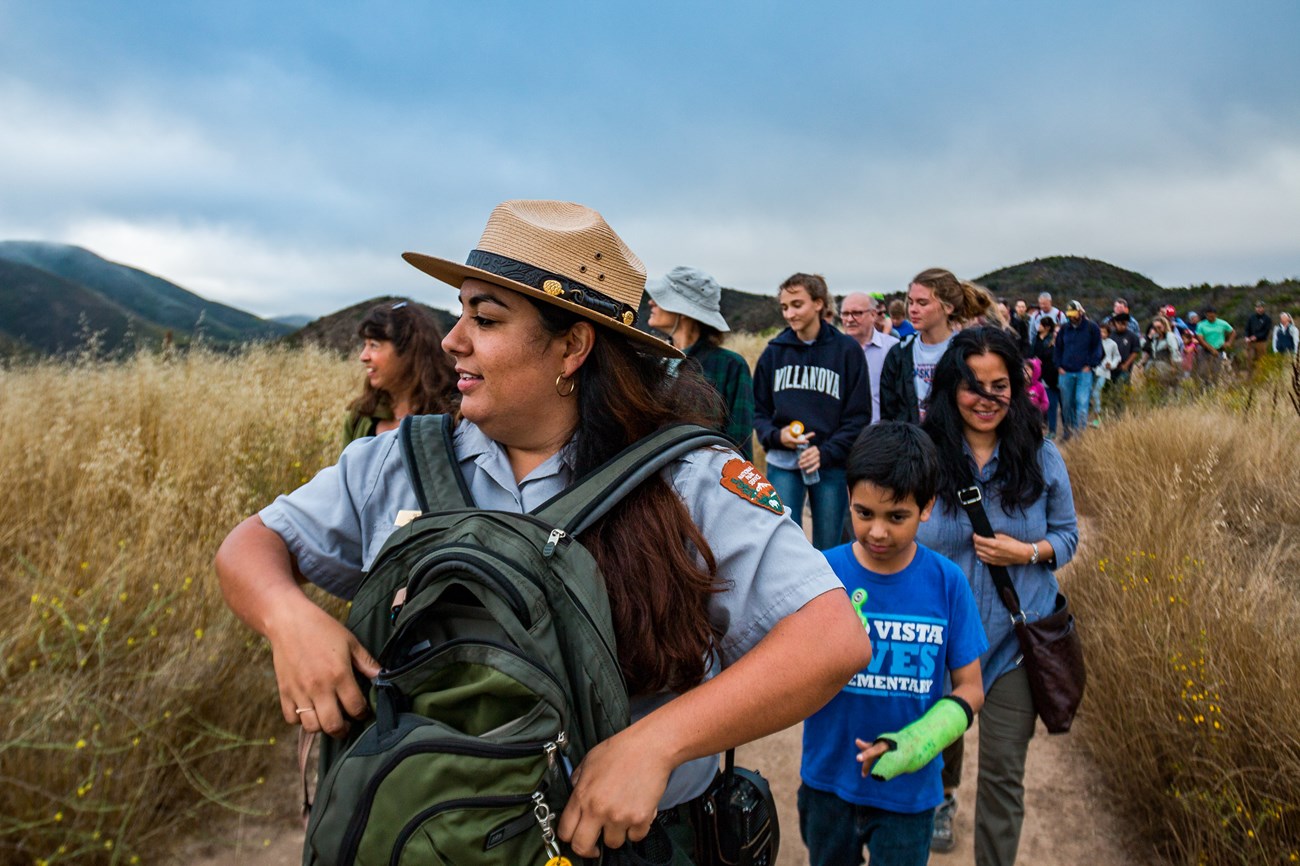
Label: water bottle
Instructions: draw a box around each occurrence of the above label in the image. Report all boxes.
[789,420,820,486]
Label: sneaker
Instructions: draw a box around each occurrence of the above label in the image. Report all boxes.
[931,792,957,852]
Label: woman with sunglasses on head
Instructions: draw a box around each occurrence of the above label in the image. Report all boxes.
[343,300,459,446]
[916,326,1079,866]
[879,268,994,426]
[216,201,871,863]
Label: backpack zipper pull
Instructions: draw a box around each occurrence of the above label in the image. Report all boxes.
[554,731,574,776]
[542,528,567,558]
[544,740,558,771]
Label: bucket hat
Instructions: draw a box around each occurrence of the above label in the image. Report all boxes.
[646,266,731,333]
[403,200,678,357]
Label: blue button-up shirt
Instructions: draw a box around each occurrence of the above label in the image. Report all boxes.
[915,440,1079,690]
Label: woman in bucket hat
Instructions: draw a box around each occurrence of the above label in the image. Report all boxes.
[216,201,871,862]
[646,266,755,459]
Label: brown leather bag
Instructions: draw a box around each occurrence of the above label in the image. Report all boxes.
[1009,590,1086,733]
[957,481,1086,734]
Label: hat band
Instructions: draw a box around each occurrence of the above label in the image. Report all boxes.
[466,249,639,326]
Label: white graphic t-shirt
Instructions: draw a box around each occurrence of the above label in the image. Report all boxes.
[911,334,953,416]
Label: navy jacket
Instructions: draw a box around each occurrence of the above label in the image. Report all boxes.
[1054,318,1104,373]
[753,323,871,469]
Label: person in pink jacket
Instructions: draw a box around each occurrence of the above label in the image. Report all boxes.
[1025,357,1050,417]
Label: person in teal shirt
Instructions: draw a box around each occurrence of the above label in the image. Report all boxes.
[1195,308,1235,353]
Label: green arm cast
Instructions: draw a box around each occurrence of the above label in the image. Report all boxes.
[869,696,973,782]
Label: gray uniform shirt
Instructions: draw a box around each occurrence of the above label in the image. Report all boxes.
[260,419,843,807]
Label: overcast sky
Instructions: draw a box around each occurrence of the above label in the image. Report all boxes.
[2,1,1297,318]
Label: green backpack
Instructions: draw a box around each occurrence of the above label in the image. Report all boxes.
[302,415,729,866]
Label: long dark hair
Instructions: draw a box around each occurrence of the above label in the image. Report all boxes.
[921,326,1045,514]
[530,298,727,696]
[349,301,458,418]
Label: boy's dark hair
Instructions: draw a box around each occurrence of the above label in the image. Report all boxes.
[846,421,940,507]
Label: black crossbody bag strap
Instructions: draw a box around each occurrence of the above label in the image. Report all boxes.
[954,465,1026,623]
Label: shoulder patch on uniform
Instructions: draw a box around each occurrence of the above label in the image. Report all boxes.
[719,458,785,515]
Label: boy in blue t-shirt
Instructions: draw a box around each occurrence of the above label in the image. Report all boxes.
[799,422,987,866]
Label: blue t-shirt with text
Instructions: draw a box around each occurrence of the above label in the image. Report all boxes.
[801,542,987,813]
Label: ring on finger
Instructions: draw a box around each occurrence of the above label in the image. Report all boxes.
[295,707,315,715]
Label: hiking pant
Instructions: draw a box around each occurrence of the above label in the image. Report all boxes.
[941,733,964,789]
[974,667,1037,866]
[1248,340,1268,368]
[1089,374,1107,418]
[1058,371,1092,439]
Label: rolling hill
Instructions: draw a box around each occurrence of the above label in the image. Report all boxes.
[0,241,291,356]
[282,296,459,355]
[0,258,169,356]
[974,255,1297,326]
[976,255,1163,302]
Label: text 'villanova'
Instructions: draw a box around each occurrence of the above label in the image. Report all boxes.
[773,365,842,399]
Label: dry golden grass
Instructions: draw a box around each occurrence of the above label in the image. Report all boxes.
[0,346,357,864]
[1062,356,1300,865]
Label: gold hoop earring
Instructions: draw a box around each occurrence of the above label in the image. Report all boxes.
[555,373,576,398]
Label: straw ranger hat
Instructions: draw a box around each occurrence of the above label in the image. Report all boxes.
[403,200,679,357]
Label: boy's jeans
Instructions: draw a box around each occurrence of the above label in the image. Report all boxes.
[798,783,934,866]
[767,465,848,551]
[1058,370,1093,438]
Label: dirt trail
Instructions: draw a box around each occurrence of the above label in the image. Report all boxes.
[179,713,1143,865]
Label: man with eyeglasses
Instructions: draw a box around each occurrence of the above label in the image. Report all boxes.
[840,293,899,424]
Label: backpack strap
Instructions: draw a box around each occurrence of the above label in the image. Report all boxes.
[532,424,732,537]
[399,414,475,512]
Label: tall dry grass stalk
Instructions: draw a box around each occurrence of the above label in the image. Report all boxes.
[0,346,356,864]
[1063,365,1300,864]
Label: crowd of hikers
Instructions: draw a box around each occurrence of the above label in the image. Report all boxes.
[215,199,1290,866]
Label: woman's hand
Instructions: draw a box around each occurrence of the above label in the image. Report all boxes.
[216,516,380,738]
[779,425,815,450]
[556,727,675,858]
[796,443,822,473]
[268,604,379,738]
[972,532,1034,567]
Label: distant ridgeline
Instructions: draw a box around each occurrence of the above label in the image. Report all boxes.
[973,256,1299,327]
[2,243,1294,361]
[0,241,291,358]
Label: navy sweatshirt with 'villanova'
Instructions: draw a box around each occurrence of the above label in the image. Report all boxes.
[753,323,872,470]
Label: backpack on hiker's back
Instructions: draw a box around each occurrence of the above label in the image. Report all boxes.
[301,414,729,866]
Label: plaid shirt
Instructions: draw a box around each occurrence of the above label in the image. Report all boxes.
[684,339,755,460]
